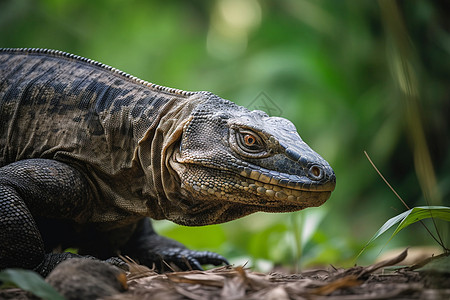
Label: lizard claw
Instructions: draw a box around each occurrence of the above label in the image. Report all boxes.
[156,248,229,271]
[105,257,129,271]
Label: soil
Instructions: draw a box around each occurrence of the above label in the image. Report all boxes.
[1,249,448,300]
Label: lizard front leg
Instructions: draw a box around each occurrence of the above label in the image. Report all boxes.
[123,217,229,272]
[0,159,105,276]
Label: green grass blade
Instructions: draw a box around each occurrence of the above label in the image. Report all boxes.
[366,209,412,246]
[0,269,65,300]
[356,209,411,259]
[390,206,450,239]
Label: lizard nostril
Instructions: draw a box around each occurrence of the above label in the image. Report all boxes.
[308,165,323,180]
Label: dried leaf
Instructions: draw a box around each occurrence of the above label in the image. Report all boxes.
[311,275,362,296]
[167,272,224,287]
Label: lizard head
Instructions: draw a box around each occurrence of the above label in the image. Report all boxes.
[167,93,336,225]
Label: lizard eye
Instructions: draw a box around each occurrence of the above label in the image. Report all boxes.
[236,129,265,154]
[244,134,256,146]
[229,125,271,158]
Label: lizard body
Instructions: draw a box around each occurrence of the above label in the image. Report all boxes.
[0,48,335,276]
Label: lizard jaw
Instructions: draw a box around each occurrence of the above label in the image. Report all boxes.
[236,163,336,193]
[172,164,331,209]
[237,177,330,203]
[187,171,332,207]
[171,150,334,206]
[167,154,331,225]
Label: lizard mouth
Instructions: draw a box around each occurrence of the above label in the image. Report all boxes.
[172,151,335,206]
[227,164,334,206]
[187,169,333,208]
[236,175,332,204]
[237,164,336,192]
[182,165,334,205]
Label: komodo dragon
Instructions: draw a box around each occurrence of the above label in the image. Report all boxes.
[0,48,336,277]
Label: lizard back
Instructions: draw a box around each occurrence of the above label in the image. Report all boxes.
[0,48,204,222]
[0,48,192,171]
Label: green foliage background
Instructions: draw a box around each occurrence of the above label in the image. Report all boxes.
[1,0,448,269]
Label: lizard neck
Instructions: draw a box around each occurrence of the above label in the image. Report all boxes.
[135,92,209,221]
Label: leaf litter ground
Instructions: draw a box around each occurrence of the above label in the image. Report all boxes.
[112,249,449,300]
[1,249,448,299]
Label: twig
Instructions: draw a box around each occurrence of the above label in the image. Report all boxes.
[364,151,409,210]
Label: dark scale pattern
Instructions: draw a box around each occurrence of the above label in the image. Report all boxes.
[0,173,45,269]
[0,159,93,220]
[0,159,93,272]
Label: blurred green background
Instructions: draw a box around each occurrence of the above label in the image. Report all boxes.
[1,0,448,270]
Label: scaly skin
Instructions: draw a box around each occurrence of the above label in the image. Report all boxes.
[0,48,335,276]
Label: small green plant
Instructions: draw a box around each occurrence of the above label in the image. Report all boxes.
[358,206,450,258]
[358,151,449,259]
[0,269,64,300]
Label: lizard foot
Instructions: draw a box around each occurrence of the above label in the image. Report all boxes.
[148,248,229,271]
